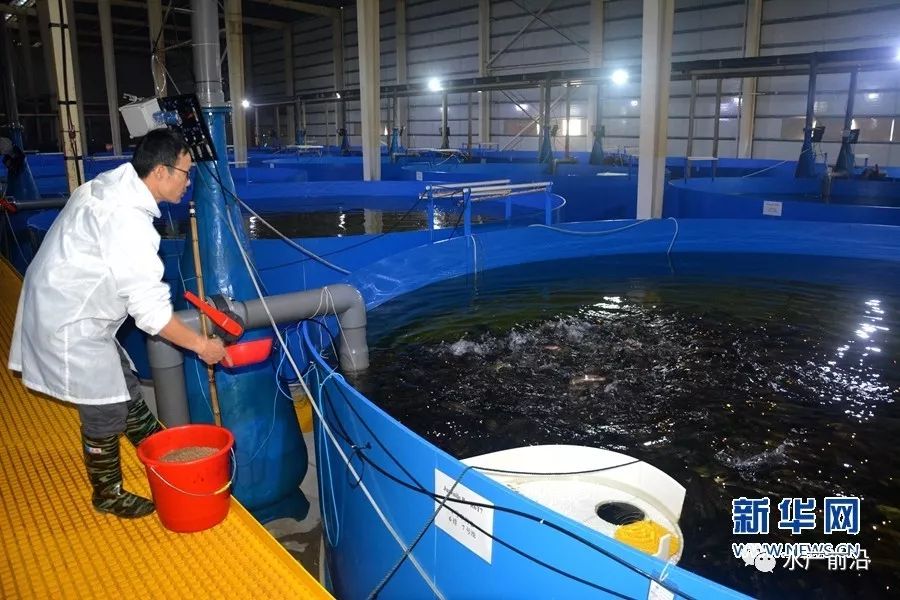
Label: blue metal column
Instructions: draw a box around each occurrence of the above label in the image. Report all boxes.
[426,186,435,241]
[463,188,472,236]
[795,56,819,178]
[835,68,858,176]
[183,0,307,522]
[538,81,553,164]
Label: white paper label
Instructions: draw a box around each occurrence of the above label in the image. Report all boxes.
[647,581,675,600]
[434,469,494,563]
[762,200,783,216]
[416,171,423,181]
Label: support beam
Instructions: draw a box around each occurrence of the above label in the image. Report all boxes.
[75,0,147,9]
[283,27,296,144]
[243,31,254,104]
[98,0,122,155]
[395,0,407,145]
[0,19,20,127]
[77,13,192,35]
[467,92,473,151]
[254,106,260,147]
[47,0,86,190]
[241,16,287,30]
[148,0,166,96]
[0,5,35,17]
[36,0,59,149]
[487,0,554,68]
[564,82,571,157]
[712,78,722,157]
[65,0,89,155]
[686,75,697,156]
[501,91,565,151]
[226,0,248,164]
[738,0,761,158]
[356,0,381,180]
[440,92,449,149]
[16,15,41,145]
[478,0,491,143]
[333,10,345,135]
[16,14,37,102]
[636,0,674,220]
[587,0,603,153]
[248,0,338,18]
[75,1,284,30]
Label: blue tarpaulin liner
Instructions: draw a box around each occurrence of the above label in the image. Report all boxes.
[666,177,900,225]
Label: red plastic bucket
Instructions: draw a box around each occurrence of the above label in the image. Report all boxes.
[137,424,235,533]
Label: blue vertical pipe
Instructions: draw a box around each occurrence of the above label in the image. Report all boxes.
[795,57,819,178]
[463,188,472,236]
[589,85,605,165]
[183,0,307,522]
[835,69,857,176]
[426,186,435,242]
[544,183,553,225]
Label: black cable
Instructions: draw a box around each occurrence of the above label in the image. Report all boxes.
[304,318,339,356]
[315,377,644,600]
[278,319,339,386]
[368,466,476,600]
[471,460,641,477]
[355,450,639,600]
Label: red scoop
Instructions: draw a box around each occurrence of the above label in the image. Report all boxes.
[224,338,274,368]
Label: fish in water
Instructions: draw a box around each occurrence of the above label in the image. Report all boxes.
[569,373,607,386]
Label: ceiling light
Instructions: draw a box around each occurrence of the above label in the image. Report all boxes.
[611,69,629,86]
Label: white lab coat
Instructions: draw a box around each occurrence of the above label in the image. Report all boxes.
[8,163,173,405]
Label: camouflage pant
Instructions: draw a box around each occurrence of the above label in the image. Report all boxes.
[77,345,151,441]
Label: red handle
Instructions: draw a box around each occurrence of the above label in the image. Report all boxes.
[0,197,17,214]
[183,291,244,339]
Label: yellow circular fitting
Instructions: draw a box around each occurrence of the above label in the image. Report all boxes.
[614,520,681,559]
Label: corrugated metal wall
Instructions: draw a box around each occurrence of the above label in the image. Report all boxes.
[248,0,900,165]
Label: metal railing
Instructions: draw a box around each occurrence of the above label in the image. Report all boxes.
[423,180,556,238]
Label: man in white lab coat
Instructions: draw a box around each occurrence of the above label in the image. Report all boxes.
[8,129,228,519]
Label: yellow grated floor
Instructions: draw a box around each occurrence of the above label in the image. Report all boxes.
[0,258,332,599]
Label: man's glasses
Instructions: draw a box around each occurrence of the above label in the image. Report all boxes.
[168,165,193,178]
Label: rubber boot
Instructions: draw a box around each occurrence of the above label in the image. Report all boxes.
[82,433,155,518]
[124,397,162,447]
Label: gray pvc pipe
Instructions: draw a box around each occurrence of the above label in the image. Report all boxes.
[148,284,368,426]
[12,198,69,211]
[192,0,225,107]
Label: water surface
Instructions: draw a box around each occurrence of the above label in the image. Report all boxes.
[352,253,900,599]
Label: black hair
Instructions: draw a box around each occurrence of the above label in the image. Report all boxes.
[131,128,190,178]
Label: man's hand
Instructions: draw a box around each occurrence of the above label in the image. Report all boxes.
[157,315,231,366]
[198,336,228,366]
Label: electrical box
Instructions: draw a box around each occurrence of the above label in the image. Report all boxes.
[119,98,164,139]
[118,94,217,162]
[157,94,217,162]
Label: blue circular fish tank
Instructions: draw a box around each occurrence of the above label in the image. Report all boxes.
[298,218,899,599]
